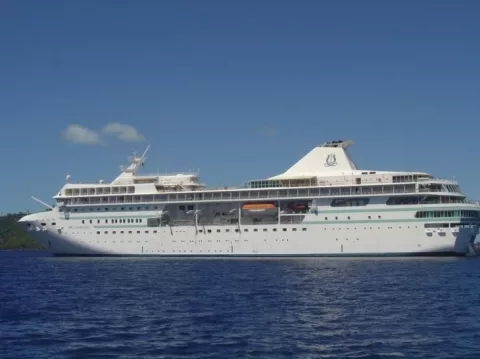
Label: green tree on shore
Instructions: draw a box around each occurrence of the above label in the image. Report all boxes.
[0,213,43,250]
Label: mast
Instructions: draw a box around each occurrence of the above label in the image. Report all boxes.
[122,145,150,175]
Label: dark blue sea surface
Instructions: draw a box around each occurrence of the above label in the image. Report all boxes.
[1,252,480,359]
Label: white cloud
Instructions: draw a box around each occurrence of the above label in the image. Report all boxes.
[102,122,145,142]
[61,124,102,145]
[259,126,277,137]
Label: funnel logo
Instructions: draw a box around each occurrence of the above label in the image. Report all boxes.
[325,154,337,167]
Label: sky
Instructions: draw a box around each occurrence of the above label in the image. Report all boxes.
[0,0,479,213]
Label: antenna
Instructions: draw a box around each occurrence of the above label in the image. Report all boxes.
[31,196,54,210]
[141,144,150,159]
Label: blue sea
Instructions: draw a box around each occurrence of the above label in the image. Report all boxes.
[1,251,480,359]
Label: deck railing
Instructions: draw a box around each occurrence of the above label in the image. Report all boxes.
[58,184,468,207]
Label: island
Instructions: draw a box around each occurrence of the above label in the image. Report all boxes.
[0,213,44,250]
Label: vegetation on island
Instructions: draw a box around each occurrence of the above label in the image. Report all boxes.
[0,213,43,250]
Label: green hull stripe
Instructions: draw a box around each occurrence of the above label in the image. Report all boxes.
[65,205,479,220]
[86,217,480,229]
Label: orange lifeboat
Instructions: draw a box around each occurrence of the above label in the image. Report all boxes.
[242,203,277,212]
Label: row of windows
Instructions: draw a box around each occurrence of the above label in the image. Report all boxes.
[66,174,442,196]
[444,184,462,194]
[69,206,158,213]
[415,210,480,218]
[330,198,369,207]
[77,209,479,227]
[424,222,478,228]
[80,214,387,227]
[96,227,309,235]
[386,196,466,205]
[91,226,437,236]
[64,186,135,196]
[82,218,144,224]
[392,175,429,183]
[65,196,468,214]
[60,183,443,205]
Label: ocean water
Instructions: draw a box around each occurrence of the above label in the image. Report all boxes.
[1,252,480,359]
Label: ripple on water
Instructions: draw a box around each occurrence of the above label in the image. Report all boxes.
[1,253,480,359]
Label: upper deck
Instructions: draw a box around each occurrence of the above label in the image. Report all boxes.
[54,140,465,201]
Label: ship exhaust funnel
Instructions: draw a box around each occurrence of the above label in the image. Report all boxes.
[269,140,358,179]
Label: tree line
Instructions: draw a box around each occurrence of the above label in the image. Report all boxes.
[0,213,43,250]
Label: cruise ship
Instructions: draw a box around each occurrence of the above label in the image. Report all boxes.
[18,140,480,257]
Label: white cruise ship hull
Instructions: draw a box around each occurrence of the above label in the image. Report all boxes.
[19,210,479,257]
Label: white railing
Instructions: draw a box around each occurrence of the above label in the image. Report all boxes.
[59,186,469,207]
[417,177,458,184]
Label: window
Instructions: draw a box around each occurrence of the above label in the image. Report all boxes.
[331,198,369,207]
[386,196,419,205]
[147,218,160,227]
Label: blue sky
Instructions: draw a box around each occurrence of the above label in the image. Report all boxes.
[0,0,479,213]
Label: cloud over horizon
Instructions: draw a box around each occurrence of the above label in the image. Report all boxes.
[102,122,145,142]
[61,124,103,145]
[61,122,145,145]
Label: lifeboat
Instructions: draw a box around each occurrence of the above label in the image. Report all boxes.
[287,203,309,211]
[242,203,277,212]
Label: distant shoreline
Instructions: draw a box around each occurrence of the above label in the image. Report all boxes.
[0,248,46,251]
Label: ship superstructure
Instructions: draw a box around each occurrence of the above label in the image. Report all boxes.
[19,140,480,256]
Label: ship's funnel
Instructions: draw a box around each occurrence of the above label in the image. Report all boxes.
[269,140,358,179]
